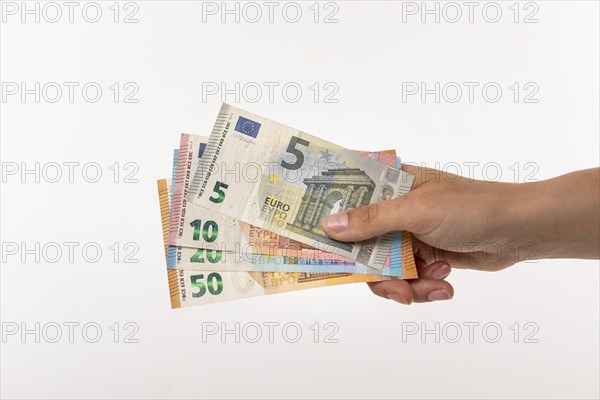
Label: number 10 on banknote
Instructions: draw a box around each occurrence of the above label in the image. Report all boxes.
[188,104,414,270]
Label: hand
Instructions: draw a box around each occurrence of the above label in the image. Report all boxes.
[322,166,600,305]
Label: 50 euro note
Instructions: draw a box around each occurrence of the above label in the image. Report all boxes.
[188,103,414,270]
[159,178,416,307]
[170,134,416,277]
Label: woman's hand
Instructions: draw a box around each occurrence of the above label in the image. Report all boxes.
[322,166,600,304]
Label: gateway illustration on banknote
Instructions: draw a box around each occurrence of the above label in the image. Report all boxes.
[286,168,375,251]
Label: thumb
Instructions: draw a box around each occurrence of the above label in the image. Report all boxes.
[321,195,419,242]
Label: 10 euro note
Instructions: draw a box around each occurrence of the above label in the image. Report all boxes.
[188,103,414,270]
[159,178,415,307]
[171,134,416,277]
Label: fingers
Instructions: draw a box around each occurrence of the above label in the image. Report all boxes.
[409,279,454,303]
[367,280,414,305]
[418,260,452,280]
[322,195,419,242]
[367,278,454,305]
[410,260,454,302]
[368,261,454,305]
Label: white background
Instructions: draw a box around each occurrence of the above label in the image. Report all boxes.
[1,1,599,399]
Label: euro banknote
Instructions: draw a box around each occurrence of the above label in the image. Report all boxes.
[188,103,414,270]
[158,179,416,307]
[170,134,416,277]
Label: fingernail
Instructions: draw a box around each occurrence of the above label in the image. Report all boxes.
[427,289,452,301]
[322,212,348,233]
[432,263,451,280]
[387,293,411,305]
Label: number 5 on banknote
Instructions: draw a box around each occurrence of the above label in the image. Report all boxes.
[188,104,414,270]
[209,181,229,203]
[281,136,310,170]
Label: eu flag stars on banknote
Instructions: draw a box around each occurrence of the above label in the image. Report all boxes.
[157,104,417,308]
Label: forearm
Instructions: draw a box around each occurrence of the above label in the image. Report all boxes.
[507,168,600,260]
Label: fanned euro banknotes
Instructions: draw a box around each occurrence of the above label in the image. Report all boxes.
[157,104,417,307]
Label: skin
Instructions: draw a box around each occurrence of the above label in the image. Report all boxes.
[321,166,600,305]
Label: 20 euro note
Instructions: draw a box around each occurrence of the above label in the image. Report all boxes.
[170,134,417,277]
[188,104,414,270]
[158,179,415,307]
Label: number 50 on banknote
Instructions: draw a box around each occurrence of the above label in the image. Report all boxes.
[188,103,414,270]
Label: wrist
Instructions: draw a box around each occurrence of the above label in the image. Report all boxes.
[488,181,544,263]
[502,170,599,261]
[503,181,554,261]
